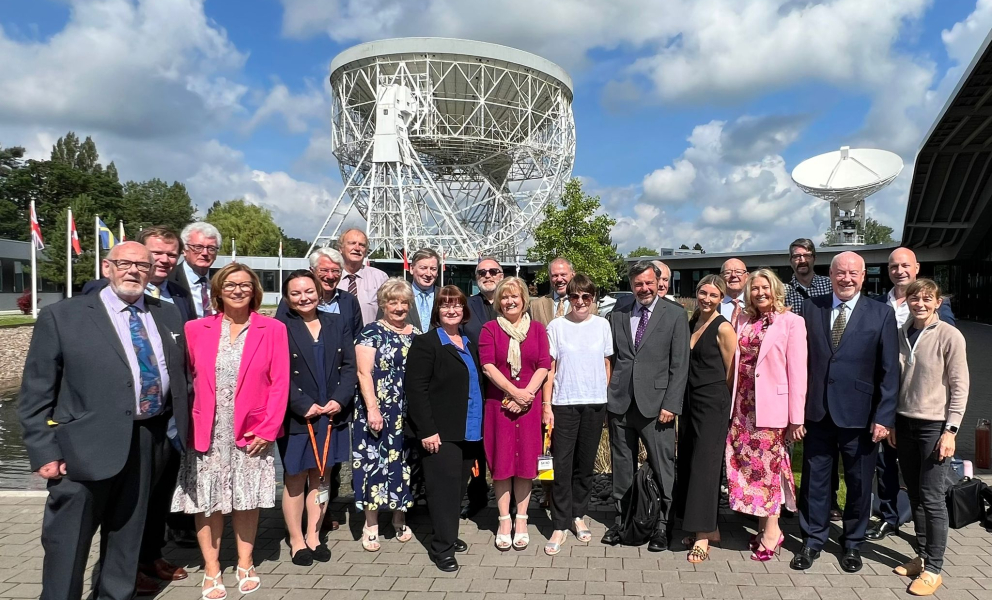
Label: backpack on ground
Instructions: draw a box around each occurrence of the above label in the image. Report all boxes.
[618,462,661,546]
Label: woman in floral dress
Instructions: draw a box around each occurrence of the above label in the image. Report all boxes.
[353,278,419,551]
[725,269,807,562]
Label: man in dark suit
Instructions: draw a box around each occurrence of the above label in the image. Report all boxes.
[407,248,441,331]
[866,247,957,542]
[792,251,899,574]
[168,222,222,319]
[18,242,189,600]
[285,247,363,337]
[613,260,678,312]
[601,261,690,551]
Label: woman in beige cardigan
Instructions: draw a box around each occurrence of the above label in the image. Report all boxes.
[887,279,969,596]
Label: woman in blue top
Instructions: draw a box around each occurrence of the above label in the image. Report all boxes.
[404,285,485,573]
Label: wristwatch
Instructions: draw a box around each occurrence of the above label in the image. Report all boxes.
[946,424,959,434]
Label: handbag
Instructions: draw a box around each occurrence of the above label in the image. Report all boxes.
[945,477,989,529]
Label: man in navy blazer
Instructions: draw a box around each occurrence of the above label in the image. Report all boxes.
[792,251,899,574]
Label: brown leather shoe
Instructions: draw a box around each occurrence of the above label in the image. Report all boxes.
[894,557,924,578]
[140,558,189,581]
[134,571,161,596]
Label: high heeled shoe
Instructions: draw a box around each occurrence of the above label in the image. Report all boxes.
[495,514,512,551]
[751,533,785,562]
[749,530,763,552]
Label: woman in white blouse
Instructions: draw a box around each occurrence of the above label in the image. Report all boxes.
[541,274,614,555]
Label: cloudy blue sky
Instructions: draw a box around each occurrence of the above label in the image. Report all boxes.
[1,0,990,254]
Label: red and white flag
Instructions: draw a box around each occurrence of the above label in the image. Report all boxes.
[69,214,82,255]
[402,249,409,272]
[30,202,44,250]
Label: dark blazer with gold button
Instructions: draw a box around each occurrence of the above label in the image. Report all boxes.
[277,308,358,435]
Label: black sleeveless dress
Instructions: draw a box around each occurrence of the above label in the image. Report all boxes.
[676,314,733,533]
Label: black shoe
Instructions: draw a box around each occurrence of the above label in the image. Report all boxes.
[647,531,668,552]
[453,539,468,553]
[790,545,821,570]
[601,526,622,546]
[840,549,862,573]
[432,555,459,572]
[310,543,332,562]
[865,522,898,541]
[291,547,314,567]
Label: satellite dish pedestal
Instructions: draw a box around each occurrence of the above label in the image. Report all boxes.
[792,146,903,246]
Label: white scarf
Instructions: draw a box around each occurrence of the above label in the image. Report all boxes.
[496,313,531,378]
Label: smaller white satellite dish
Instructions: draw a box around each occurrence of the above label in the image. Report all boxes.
[791,146,903,246]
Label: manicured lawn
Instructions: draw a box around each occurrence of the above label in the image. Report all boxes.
[0,315,35,327]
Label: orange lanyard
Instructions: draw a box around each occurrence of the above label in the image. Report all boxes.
[307,418,333,479]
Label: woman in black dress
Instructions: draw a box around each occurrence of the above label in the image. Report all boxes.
[677,274,737,563]
[276,270,358,566]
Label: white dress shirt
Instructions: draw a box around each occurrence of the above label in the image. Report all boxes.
[182,261,210,318]
[831,292,861,329]
[719,294,745,322]
[885,289,911,327]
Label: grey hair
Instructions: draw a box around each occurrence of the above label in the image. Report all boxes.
[180,222,222,246]
[549,257,574,274]
[336,228,368,248]
[376,277,414,308]
[830,251,865,271]
[309,246,345,269]
[628,260,661,281]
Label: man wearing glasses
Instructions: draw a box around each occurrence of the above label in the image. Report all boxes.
[19,242,189,600]
[785,238,832,316]
[169,222,223,319]
[718,258,748,326]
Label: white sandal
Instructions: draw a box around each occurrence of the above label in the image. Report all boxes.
[513,514,530,550]
[235,565,260,595]
[201,572,227,600]
[495,514,512,551]
[362,526,381,552]
[544,529,568,556]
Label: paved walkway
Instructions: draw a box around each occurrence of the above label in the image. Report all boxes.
[3,493,992,600]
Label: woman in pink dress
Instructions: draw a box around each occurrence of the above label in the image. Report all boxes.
[479,276,551,551]
[725,269,807,562]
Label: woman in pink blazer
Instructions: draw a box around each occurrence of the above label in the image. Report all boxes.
[725,269,807,562]
[171,263,289,599]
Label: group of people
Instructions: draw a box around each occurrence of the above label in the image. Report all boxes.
[17,223,970,599]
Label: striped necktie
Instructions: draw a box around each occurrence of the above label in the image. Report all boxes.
[347,273,358,296]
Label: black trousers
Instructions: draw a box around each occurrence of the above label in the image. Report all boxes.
[608,404,676,531]
[41,417,165,600]
[550,403,605,530]
[466,450,490,507]
[874,440,901,526]
[896,416,950,574]
[421,440,479,560]
[139,438,194,564]
[676,383,732,533]
[798,415,877,551]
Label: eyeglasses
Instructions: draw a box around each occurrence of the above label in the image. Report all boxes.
[221,282,255,293]
[721,269,747,277]
[187,244,220,255]
[316,268,342,277]
[790,253,813,260]
[476,268,503,277]
[439,303,464,312]
[106,259,152,273]
[567,293,595,302]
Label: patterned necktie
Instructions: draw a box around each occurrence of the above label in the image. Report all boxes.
[832,303,848,349]
[197,276,212,317]
[555,297,566,318]
[149,285,161,299]
[731,298,742,326]
[126,306,162,416]
[347,273,358,296]
[634,305,650,349]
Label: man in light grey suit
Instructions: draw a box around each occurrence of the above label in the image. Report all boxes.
[601,261,690,551]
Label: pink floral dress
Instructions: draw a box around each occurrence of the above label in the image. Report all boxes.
[725,314,796,517]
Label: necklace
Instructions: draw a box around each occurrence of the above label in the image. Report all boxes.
[379,319,408,334]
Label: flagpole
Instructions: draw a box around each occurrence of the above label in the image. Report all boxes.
[66,209,73,298]
[118,220,124,243]
[231,238,237,262]
[30,201,38,319]
[95,214,100,280]
[277,239,283,297]
[440,248,445,287]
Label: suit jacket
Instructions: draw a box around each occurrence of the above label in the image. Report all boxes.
[872,292,956,327]
[277,309,358,434]
[17,293,189,481]
[607,296,690,418]
[82,277,193,322]
[167,263,201,320]
[405,328,479,442]
[464,293,497,348]
[379,284,438,331]
[803,294,900,429]
[275,290,363,341]
[731,310,808,428]
[529,294,556,326]
[185,313,290,452]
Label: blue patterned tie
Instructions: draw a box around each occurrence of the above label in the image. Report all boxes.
[126,305,162,416]
[417,291,430,330]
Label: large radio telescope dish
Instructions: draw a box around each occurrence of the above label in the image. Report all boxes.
[308,37,576,260]
[792,146,903,246]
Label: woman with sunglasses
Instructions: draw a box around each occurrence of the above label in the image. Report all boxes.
[541,274,613,555]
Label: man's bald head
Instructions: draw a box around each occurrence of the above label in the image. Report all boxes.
[720,258,748,297]
[103,242,153,303]
[887,247,920,292]
[653,260,671,297]
[829,251,866,301]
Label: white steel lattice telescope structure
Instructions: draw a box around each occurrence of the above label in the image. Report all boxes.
[792,146,904,246]
[307,38,576,259]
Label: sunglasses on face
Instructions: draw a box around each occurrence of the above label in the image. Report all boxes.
[476,268,503,277]
[567,293,594,302]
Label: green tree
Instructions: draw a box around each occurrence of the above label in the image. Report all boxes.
[37,195,102,286]
[627,245,658,258]
[679,243,690,250]
[0,144,26,176]
[280,232,311,257]
[206,199,282,256]
[526,178,622,291]
[692,242,705,253]
[51,132,102,174]
[863,217,894,245]
[121,179,197,234]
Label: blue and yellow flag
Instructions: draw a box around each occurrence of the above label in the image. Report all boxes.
[97,218,117,250]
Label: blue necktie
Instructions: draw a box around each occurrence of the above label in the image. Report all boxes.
[417,292,430,330]
[126,305,162,416]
